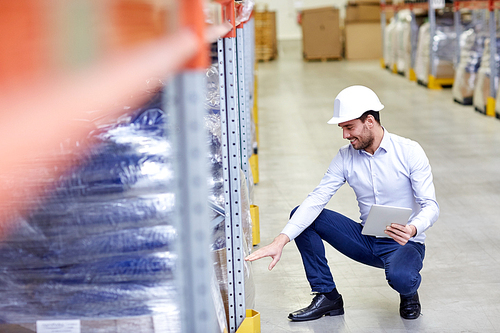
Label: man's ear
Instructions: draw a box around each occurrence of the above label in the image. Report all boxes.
[366,115,375,128]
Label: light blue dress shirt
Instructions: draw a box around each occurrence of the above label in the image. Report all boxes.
[281,129,439,244]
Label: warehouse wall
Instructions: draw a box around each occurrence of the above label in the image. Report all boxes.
[256,0,349,40]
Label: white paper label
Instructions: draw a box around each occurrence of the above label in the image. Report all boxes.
[431,0,445,9]
[152,315,169,333]
[36,320,81,333]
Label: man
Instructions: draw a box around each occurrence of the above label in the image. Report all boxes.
[245,85,439,321]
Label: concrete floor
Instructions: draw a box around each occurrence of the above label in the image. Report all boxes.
[250,40,500,333]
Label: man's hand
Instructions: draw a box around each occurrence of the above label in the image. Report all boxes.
[244,233,290,271]
[384,223,417,246]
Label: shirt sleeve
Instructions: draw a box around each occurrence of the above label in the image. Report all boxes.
[281,150,347,241]
[408,142,440,237]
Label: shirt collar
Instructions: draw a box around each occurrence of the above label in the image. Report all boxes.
[358,127,390,156]
[378,127,390,153]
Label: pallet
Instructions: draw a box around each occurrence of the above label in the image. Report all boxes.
[255,10,277,62]
[303,56,342,62]
[453,97,473,106]
[257,57,276,62]
[417,80,427,87]
[475,106,486,115]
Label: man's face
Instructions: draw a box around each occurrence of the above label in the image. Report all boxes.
[338,118,374,151]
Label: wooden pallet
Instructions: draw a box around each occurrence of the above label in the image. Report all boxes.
[255,10,277,62]
[303,56,342,62]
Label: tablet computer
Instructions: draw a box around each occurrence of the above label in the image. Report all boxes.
[361,204,413,238]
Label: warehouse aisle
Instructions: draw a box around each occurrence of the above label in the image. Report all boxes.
[251,40,500,333]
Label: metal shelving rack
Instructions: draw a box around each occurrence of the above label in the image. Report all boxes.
[217,1,257,332]
[0,0,258,331]
[453,0,499,116]
[381,0,456,88]
[381,1,430,80]
[382,1,500,118]
[166,0,215,325]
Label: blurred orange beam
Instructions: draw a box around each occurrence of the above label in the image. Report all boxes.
[0,28,198,237]
[180,0,208,69]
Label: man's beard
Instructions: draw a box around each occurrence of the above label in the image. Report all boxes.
[351,127,374,151]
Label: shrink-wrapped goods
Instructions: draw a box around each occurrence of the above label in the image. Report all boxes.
[473,36,500,113]
[452,27,487,105]
[384,18,397,69]
[0,65,254,332]
[206,63,255,328]
[0,91,181,324]
[394,11,412,75]
[415,18,457,86]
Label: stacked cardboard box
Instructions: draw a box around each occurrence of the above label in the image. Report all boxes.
[255,10,278,61]
[301,7,342,60]
[344,1,386,60]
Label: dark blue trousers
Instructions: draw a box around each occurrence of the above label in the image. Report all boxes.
[291,207,425,297]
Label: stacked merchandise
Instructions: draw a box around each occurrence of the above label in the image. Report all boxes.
[255,9,277,61]
[206,63,256,325]
[472,35,500,113]
[384,18,397,70]
[415,16,456,86]
[452,26,488,105]
[0,70,254,331]
[0,90,181,328]
[395,10,412,76]
[300,7,341,61]
[344,1,386,60]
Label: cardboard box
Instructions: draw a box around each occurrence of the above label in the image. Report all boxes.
[345,4,382,22]
[345,22,383,60]
[301,7,342,60]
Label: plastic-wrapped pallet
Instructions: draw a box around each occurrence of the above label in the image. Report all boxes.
[384,18,397,69]
[415,18,456,86]
[402,20,413,78]
[452,27,487,105]
[415,22,430,84]
[395,10,412,75]
[473,36,500,113]
[0,91,181,326]
[0,77,234,332]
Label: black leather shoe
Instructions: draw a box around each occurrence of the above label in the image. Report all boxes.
[400,292,421,319]
[288,293,344,322]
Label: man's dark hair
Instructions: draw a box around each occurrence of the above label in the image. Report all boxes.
[358,110,381,125]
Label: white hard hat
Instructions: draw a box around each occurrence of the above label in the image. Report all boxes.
[327,85,384,125]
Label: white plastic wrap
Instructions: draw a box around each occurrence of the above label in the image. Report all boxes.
[415,18,457,85]
[0,69,240,331]
[452,26,487,105]
[0,91,180,324]
[395,13,411,74]
[384,18,397,69]
[236,0,255,25]
[473,35,500,113]
[415,22,430,84]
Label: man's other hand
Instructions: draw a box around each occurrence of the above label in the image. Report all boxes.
[384,223,417,246]
[244,233,290,270]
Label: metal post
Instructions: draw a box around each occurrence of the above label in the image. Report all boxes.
[218,36,246,333]
[381,0,387,67]
[489,7,497,99]
[236,26,249,181]
[454,8,461,67]
[166,71,215,333]
[429,1,437,79]
[486,1,497,116]
[243,22,254,158]
[410,10,418,76]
